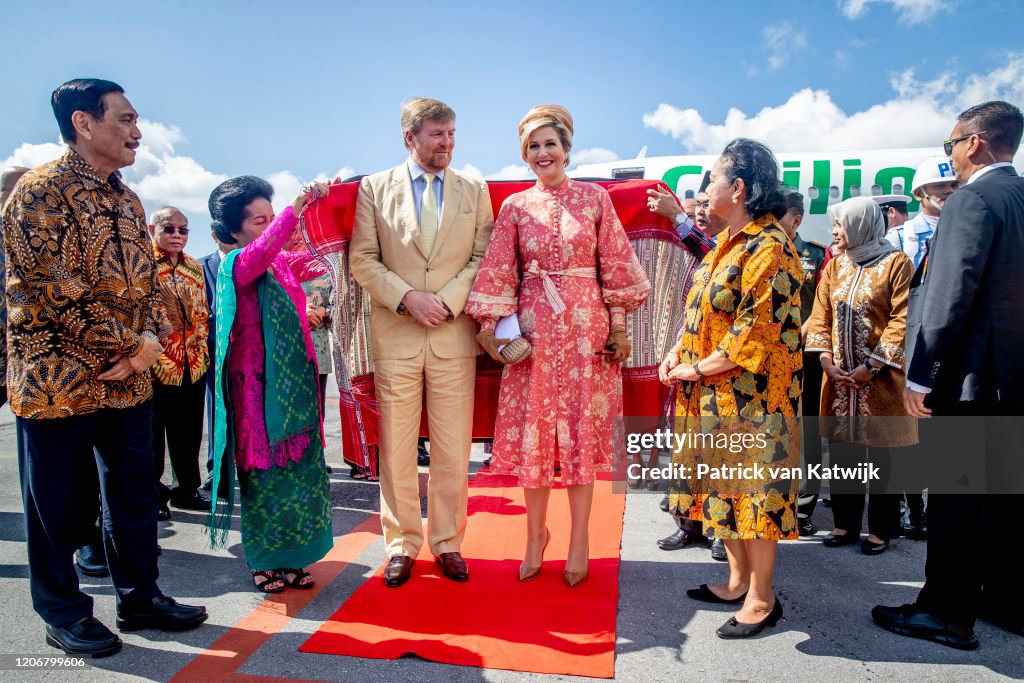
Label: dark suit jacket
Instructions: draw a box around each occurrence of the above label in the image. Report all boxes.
[197,250,221,384]
[907,165,1024,404]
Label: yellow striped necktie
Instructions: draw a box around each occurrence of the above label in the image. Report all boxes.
[420,172,438,255]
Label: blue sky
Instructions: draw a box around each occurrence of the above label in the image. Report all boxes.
[3,0,1023,255]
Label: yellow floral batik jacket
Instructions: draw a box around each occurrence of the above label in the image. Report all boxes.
[1,148,162,418]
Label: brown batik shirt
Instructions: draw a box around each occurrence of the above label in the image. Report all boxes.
[1,148,162,419]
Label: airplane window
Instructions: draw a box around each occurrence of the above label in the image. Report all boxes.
[807,187,819,199]
[871,184,882,195]
[683,190,695,199]
[850,185,861,196]
[829,186,840,199]
[893,183,904,194]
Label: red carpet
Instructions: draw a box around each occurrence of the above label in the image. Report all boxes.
[300,471,625,678]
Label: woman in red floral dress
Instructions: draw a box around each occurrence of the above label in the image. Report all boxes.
[467,105,650,587]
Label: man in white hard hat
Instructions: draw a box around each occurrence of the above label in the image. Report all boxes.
[888,157,958,269]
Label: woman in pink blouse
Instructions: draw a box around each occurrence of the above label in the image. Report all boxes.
[207,177,334,594]
[467,105,651,587]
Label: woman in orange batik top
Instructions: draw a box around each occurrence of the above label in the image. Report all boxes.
[466,105,650,588]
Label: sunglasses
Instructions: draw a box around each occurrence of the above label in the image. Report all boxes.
[943,130,986,157]
[160,226,190,235]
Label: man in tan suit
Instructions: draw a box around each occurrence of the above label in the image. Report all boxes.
[350,98,493,587]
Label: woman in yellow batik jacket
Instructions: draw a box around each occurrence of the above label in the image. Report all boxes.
[660,138,803,640]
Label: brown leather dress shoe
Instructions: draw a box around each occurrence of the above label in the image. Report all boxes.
[383,556,415,587]
[435,552,469,582]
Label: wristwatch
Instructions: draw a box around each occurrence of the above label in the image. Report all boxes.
[397,303,408,316]
[863,360,882,376]
[673,211,687,226]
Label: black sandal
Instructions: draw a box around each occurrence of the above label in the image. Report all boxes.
[280,568,315,589]
[252,569,284,594]
[349,465,368,480]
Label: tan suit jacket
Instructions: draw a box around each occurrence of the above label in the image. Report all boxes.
[350,163,494,359]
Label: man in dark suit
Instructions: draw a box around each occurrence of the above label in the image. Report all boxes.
[873,100,1024,650]
[197,238,226,492]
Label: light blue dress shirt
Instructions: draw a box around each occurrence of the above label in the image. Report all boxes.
[407,159,444,225]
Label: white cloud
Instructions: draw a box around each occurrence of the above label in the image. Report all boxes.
[2,141,64,169]
[839,0,952,25]
[758,22,807,73]
[487,164,532,181]
[570,147,620,167]
[456,163,484,179]
[643,53,1024,154]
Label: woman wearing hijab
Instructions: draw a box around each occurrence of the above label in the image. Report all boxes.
[806,196,915,555]
[467,104,650,587]
[208,176,334,593]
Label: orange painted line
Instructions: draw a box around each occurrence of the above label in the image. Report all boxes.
[170,515,382,683]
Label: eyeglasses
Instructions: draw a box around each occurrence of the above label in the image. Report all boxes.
[160,226,190,235]
[943,130,986,156]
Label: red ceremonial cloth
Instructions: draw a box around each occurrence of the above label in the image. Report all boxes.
[299,471,625,678]
[301,178,680,469]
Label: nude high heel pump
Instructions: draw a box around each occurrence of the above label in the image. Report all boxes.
[519,528,551,582]
[563,542,589,588]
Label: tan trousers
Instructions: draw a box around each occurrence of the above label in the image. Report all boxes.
[374,343,475,558]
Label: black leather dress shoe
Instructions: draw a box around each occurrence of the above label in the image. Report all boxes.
[435,552,469,582]
[157,504,171,521]
[46,616,122,657]
[710,538,728,562]
[658,529,710,551]
[170,489,212,512]
[116,595,208,632]
[871,604,979,650]
[716,596,783,639]
[417,444,431,467]
[659,495,670,513]
[902,524,927,541]
[797,518,816,537]
[822,532,859,547]
[861,538,890,555]
[383,556,415,587]
[75,543,109,577]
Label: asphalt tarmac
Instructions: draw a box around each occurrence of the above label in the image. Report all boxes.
[0,379,1020,682]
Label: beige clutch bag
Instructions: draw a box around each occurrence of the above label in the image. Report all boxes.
[500,336,532,365]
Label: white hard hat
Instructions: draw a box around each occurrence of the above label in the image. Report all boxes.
[871,193,913,206]
[912,157,956,193]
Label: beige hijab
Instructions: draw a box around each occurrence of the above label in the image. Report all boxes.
[831,197,895,264]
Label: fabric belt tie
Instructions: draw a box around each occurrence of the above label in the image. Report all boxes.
[522,260,598,315]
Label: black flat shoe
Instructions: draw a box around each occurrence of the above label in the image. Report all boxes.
[872,604,978,650]
[716,597,783,639]
[116,595,208,632]
[687,583,747,604]
[861,538,890,555]
[822,531,859,547]
[45,616,122,657]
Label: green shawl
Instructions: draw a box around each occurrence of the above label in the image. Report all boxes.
[207,249,321,547]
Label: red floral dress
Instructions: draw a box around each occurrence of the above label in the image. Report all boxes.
[467,179,650,488]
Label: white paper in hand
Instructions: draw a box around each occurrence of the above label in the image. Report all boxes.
[495,314,521,352]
